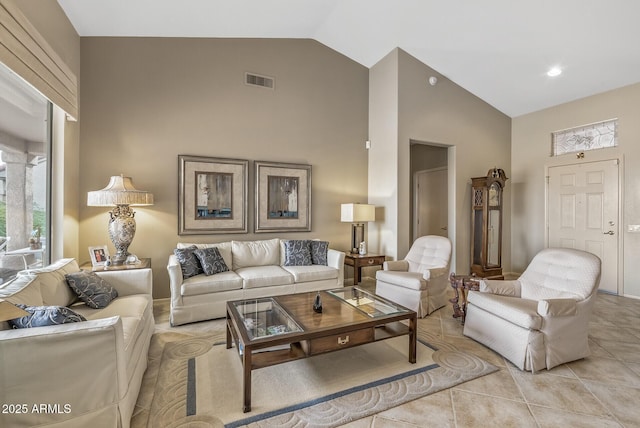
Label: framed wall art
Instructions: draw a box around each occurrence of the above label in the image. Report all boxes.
[178,155,248,234]
[255,161,311,232]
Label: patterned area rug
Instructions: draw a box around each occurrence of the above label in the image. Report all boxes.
[140,329,496,427]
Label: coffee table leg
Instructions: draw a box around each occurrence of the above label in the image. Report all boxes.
[409,315,417,363]
[243,349,252,412]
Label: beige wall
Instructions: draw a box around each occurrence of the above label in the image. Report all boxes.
[79,37,369,298]
[512,82,640,297]
[370,49,511,275]
[15,0,81,261]
[368,50,400,259]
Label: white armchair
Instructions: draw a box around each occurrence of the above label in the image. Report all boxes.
[375,235,452,317]
[463,248,601,372]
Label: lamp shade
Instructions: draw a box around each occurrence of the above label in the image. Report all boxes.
[87,175,154,207]
[0,300,29,322]
[341,203,375,223]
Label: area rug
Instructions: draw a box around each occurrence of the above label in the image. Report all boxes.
[145,330,496,427]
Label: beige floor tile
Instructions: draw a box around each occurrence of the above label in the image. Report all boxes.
[339,416,375,427]
[568,356,640,387]
[453,367,524,401]
[376,390,455,427]
[529,405,623,428]
[451,390,538,428]
[584,380,640,427]
[595,339,640,363]
[510,369,611,416]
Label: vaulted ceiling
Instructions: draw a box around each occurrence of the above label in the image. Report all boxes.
[51,1,640,118]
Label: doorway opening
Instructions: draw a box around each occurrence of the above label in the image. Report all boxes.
[410,141,449,242]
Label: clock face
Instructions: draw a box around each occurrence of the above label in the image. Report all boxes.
[488,183,501,207]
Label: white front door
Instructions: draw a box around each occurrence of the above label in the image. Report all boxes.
[414,168,448,239]
[547,159,619,294]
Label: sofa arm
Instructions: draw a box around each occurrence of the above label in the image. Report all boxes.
[0,317,128,426]
[327,249,345,286]
[480,279,522,297]
[95,268,153,297]
[167,254,184,304]
[383,260,409,271]
[537,298,577,317]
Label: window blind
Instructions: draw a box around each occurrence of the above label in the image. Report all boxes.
[0,0,78,119]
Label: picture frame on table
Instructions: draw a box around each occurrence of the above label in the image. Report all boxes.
[89,245,110,267]
[178,155,249,235]
[255,161,311,233]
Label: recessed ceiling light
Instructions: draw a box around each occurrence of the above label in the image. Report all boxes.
[547,67,562,77]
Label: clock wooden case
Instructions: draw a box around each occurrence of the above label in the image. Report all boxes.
[470,167,508,278]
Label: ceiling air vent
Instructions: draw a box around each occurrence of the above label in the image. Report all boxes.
[245,72,274,89]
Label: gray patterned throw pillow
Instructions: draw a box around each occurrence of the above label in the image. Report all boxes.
[65,271,119,309]
[283,240,313,266]
[310,240,329,265]
[174,245,204,279]
[9,304,86,329]
[194,247,229,275]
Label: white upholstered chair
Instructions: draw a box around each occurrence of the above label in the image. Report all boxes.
[375,235,452,317]
[463,248,601,372]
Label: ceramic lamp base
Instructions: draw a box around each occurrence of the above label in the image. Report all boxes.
[108,205,136,265]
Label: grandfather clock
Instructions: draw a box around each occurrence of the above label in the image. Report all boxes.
[471,167,507,278]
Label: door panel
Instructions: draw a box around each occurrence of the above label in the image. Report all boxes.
[414,168,448,239]
[547,159,619,294]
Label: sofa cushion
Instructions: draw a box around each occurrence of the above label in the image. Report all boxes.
[310,240,329,265]
[180,271,243,297]
[236,265,294,289]
[232,239,280,270]
[0,275,44,306]
[174,246,203,279]
[9,304,86,328]
[20,258,80,307]
[376,270,426,291]
[73,294,149,321]
[194,247,229,275]
[283,240,312,266]
[178,242,233,272]
[65,271,119,309]
[282,265,338,283]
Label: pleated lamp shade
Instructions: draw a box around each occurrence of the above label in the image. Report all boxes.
[87,175,154,207]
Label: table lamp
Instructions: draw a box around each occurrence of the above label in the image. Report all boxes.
[87,175,154,265]
[0,300,29,322]
[341,203,375,254]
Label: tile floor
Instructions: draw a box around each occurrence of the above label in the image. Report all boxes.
[150,278,640,427]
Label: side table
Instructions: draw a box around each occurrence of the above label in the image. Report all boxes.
[81,258,151,272]
[344,253,385,285]
[449,273,480,324]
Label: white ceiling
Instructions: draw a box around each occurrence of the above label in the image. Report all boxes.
[55,1,640,117]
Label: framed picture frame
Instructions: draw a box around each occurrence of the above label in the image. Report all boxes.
[178,155,249,235]
[255,161,312,233]
[89,245,110,267]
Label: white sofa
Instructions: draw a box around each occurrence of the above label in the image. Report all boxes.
[168,238,345,326]
[0,258,154,428]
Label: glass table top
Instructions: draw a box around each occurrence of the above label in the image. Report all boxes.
[231,297,303,341]
[327,286,410,318]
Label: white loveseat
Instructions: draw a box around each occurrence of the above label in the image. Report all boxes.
[0,258,154,428]
[168,238,345,326]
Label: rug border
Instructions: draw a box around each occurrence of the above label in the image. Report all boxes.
[190,338,439,428]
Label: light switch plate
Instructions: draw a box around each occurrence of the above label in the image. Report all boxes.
[627,225,640,232]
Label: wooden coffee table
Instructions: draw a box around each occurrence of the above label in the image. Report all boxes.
[226,286,417,412]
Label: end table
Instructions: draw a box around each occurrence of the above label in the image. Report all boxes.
[81,258,151,272]
[449,272,480,324]
[344,253,386,285]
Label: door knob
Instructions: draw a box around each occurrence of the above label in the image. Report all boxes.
[603,231,615,235]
